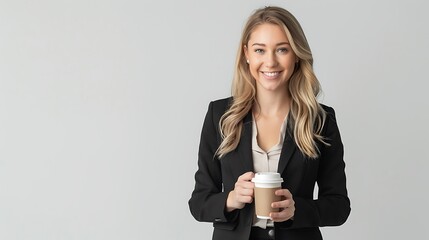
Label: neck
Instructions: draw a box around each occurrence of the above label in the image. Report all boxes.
[254,88,291,118]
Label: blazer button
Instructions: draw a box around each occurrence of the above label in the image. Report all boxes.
[268,229,275,239]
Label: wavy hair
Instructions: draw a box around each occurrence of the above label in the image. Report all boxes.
[217,6,327,159]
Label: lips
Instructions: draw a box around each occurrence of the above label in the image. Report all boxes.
[261,71,282,79]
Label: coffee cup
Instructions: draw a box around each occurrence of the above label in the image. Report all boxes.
[251,172,283,219]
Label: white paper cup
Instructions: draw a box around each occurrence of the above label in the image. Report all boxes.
[251,172,283,219]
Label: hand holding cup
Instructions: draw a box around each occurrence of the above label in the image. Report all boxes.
[269,189,295,222]
[226,172,255,212]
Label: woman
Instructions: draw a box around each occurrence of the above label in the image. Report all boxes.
[189,6,350,240]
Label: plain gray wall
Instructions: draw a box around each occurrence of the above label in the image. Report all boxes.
[1,0,428,239]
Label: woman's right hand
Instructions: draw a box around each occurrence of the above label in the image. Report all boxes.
[226,172,255,212]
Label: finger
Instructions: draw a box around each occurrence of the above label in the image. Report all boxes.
[270,212,291,222]
[236,188,254,197]
[235,180,255,191]
[275,189,292,198]
[238,172,255,181]
[238,180,255,189]
[237,195,253,204]
[271,199,293,209]
[270,208,294,222]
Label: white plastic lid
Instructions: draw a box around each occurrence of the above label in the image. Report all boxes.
[251,172,283,184]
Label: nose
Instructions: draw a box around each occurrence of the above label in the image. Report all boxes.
[264,52,278,68]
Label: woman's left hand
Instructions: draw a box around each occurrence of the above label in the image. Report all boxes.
[270,189,295,222]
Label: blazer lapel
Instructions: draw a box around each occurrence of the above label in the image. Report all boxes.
[277,123,297,175]
[238,111,254,173]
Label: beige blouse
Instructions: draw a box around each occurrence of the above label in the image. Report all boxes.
[252,114,288,228]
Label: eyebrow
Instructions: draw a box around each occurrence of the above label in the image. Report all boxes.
[251,42,290,47]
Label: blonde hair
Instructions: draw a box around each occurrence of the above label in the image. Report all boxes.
[217,6,327,159]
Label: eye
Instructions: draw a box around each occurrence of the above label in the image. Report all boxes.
[277,48,288,53]
[254,49,264,54]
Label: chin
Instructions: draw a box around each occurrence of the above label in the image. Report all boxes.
[260,80,285,89]
[261,85,282,92]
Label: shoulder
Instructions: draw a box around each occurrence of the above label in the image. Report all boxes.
[209,97,233,116]
[201,97,233,127]
[211,97,233,109]
[320,103,335,116]
[320,103,337,123]
[319,103,341,137]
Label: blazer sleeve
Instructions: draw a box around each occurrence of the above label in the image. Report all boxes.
[279,106,351,229]
[188,101,238,225]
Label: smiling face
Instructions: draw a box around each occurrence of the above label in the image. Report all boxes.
[244,23,297,94]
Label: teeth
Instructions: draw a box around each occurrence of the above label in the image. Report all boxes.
[263,72,279,77]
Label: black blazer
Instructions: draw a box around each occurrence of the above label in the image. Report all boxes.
[189,98,350,240]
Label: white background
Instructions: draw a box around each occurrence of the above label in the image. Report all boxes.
[1,0,428,239]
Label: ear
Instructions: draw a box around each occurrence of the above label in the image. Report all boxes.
[243,45,249,60]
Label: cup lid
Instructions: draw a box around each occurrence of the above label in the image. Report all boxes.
[251,172,283,183]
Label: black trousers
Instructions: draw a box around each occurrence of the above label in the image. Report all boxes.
[249,227,275,240]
